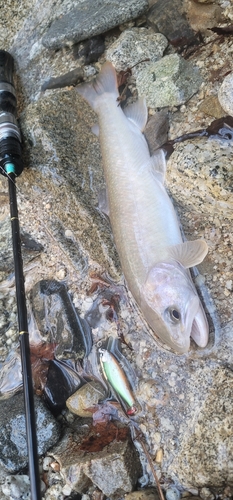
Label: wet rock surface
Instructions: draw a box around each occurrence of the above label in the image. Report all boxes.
[0,393,60,473]
[30,280,92,359]
[0,0,233,499]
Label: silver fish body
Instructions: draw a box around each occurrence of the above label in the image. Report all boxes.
[77,62,209,353]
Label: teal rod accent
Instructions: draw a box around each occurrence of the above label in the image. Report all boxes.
[5,162,16,174]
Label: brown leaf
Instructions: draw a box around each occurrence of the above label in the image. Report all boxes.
[30,342,56,391]
[117,69,132,88]
[79,421,129,452]
[30,342,57,362]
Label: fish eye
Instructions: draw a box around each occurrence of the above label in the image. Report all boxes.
[165,307,181,324]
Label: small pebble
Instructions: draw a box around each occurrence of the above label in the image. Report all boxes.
[200,487,215,500]
[43,456,52,471]
[62,483,72,496]
[66,380,106,417]
[125,489,160,500]
[1,475,31,499]
[64,229,74,239]
[153,432,162,444]
[166,486,181,500]
[56,268,66,280]
[155,448,163,463]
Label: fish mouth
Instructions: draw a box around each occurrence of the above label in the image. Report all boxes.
[190,302,209,348]
[171,297,209,353]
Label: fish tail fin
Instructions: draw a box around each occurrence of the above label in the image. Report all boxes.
[76,61,119,110]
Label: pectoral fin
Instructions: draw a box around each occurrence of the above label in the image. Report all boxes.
[167,239,208,268]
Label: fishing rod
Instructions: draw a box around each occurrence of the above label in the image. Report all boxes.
[0,50,41,500]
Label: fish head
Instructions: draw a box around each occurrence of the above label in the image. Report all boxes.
[141,261,209,353]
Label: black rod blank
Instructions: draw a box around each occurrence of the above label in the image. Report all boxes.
[8,173,41,500]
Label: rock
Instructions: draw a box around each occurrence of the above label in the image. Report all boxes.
[42,0,149,50]
[166,487,181,500]
[66,381,106,417]
[43,359,82,415]
[200,487,215,500]
[144,110,169,154]
[192,0,214,3]
[187,1,224,31]
[73,36,105,65]
[198,95,226,119]
[182,497,201,500]
[136,54,202,107]
[1,475,31,499]
[1,475,46,499]
[51,426,142,496]
[155,448,163,463]
[147,0,197,48]
[218,72,233,116]
[19,89,121,280]
[0,393,60,473]
[166,365,233,488]
[42,68,84,91]
[125,489,160,500]
[106,28,168,72]
[0,350,22,398]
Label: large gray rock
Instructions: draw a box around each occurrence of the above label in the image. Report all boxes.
[170,366,233,488]
[106,27,168,72]
[51,427,142,496]
[42,0,149,50]
[0,393,61,473]
[136,53,202,107]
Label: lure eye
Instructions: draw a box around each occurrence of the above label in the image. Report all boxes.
[165,307,181,324]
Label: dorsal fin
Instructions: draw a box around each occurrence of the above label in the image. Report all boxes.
[123,97,148,131]
[167,239,208,268]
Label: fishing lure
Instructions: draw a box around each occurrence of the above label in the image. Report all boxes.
[99,348,137,415]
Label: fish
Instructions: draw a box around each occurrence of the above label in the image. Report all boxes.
[76,62,209,354]
[99,348,137,415]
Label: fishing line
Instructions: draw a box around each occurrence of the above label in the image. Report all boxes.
[0,50,42,500]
